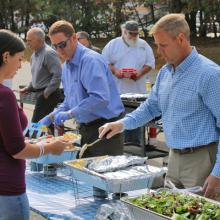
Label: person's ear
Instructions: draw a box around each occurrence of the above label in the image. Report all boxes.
[2,51,9,64]
[72,33,77,41]
[176,33,185,44]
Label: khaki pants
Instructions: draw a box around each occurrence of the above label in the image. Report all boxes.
[166,142,217,188]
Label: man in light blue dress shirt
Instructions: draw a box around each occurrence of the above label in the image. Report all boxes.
[99,14,220,200]
[40,20,125,158]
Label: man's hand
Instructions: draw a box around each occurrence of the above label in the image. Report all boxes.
[114,69,123,79]
[202,175,220,199]
[39,115,52,127]
[99,120,124,139]
[19,87,29,95]
[130,73,137,81]
[115,69,123,79]
[54,111,70,126]
[130,69,142,81]
[109,64,123,79]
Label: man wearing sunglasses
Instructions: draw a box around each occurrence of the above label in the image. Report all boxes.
[39,20,125,159]
[102,20,155,146]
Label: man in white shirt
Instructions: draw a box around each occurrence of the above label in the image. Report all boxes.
[102,20,155,94]
[102,20,155,145]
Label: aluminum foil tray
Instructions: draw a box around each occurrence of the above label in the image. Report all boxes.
[30,147,80,164]
[64,156,165,193]
[120,93,149,101]
[121,191,220,220]
[121,197,169,220]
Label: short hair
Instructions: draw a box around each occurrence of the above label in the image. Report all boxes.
[0,29,25,67]
[49,20,75,37]
[149,13,190,41]
[77,31,89,40]
[28,27,45,41]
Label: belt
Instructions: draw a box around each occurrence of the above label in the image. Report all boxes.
[80,112,124,127]
[172,142,216,154]
[172,148,196,154]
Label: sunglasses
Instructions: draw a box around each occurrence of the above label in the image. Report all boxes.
[52,38,70,50]
[128,31,139,36]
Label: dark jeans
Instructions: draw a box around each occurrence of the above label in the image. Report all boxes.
[79,113,124,158]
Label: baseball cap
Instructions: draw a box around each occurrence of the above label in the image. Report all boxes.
[125,20,139,32]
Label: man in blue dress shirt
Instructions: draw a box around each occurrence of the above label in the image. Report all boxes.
[40,20,125,158]
[99,14,220,200]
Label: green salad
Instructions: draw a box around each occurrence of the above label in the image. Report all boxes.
[128,191,220,220]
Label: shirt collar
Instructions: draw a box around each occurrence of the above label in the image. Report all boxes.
[35,43,46,56]
[68,43,83,66]
[166,47,198,73]
[121,36,130,47]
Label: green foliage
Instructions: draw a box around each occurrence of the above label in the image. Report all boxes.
[0,0,219,38]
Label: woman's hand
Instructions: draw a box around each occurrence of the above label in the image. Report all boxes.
[48,139,72,155]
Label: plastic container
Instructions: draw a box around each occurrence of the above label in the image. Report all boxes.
[146,78,151,93]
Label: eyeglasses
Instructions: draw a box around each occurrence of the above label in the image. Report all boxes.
[52,38,70,50]
[128,31,139,36]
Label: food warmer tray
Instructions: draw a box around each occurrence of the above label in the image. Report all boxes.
[30,147,81,164]
[120,93,149,102]
[29,133,81,164]
[121,197,169,220]
[64,156,165,193]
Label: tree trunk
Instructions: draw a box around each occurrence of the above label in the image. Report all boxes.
[25,0,30,37]
[0,0,7,28]
[150,4,155,24]
[189,11,197,37]
[169,0,182,13]
[213,21,217,38]
[81,0,93,34]
[131,0,148,38]
[9,0,16,31]
[113,0,124,37]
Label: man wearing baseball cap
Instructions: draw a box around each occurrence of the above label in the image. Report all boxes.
[102,20,155,146]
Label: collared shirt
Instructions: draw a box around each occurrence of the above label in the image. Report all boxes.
[123,48,220,176]
[102,36,155,94]
[30,44,62,97]
[56,43,124,123]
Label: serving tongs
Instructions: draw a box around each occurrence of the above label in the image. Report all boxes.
[78,130,111,159]
[164,180,202,194]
